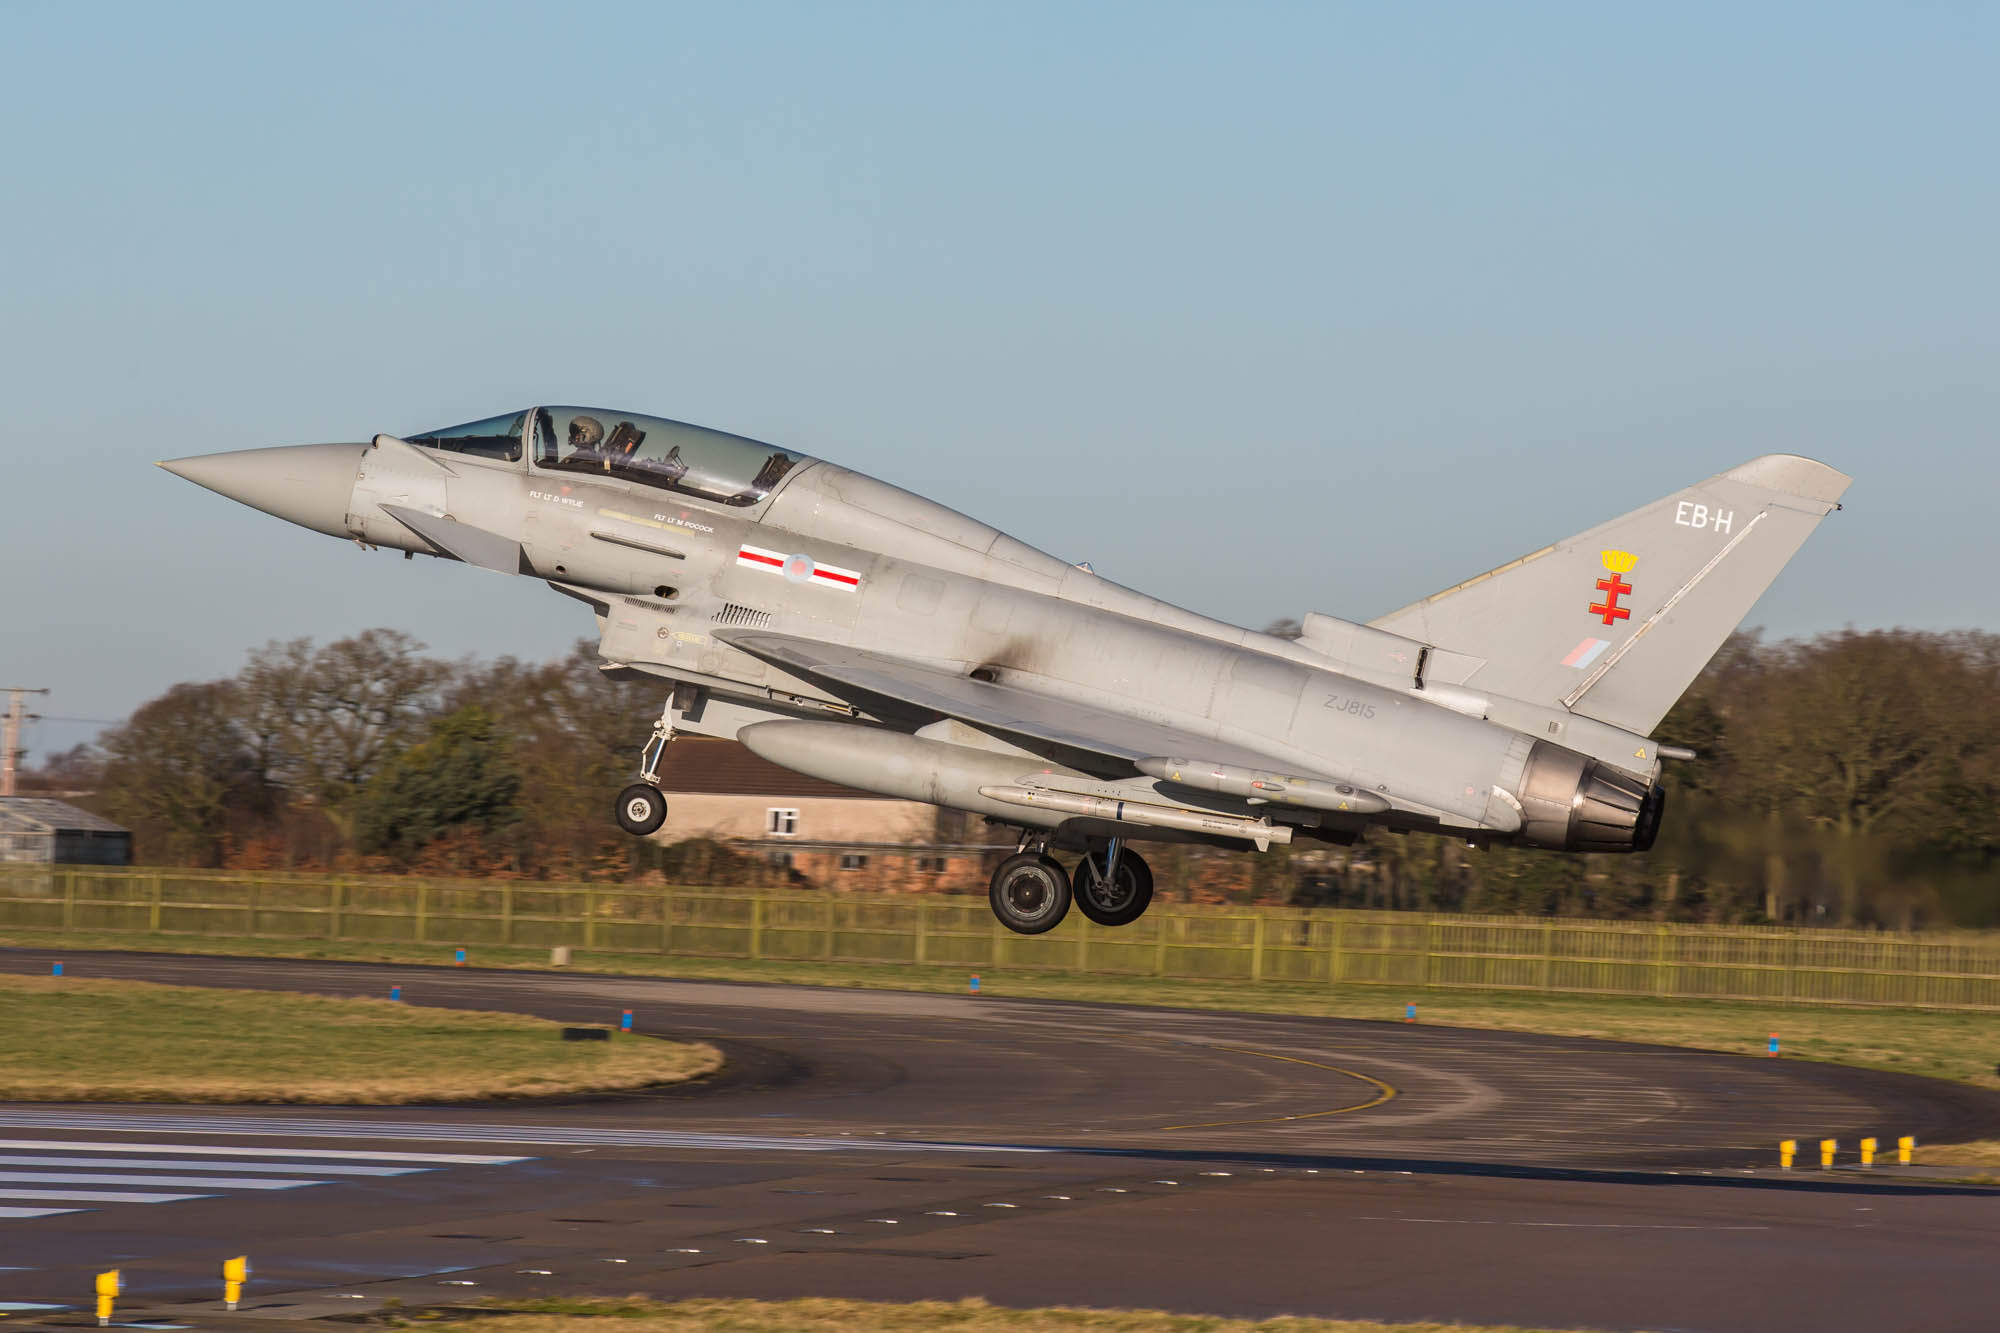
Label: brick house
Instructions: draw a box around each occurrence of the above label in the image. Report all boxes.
[652,737,1001,892]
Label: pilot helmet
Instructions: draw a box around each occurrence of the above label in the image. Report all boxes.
[567,415,605,450]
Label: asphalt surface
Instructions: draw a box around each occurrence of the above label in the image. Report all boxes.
[1,947,1997,1332]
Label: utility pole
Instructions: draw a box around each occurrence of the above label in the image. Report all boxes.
[1,688,49,798]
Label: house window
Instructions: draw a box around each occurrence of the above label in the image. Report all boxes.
[916,855,948,874]
[838,853,870,871]
[767,851,794,870]
[767,808,798,836]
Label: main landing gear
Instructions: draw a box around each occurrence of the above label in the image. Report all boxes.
[613,702,674,836]
[987,836,1153,935]
[1073,837,1153,927]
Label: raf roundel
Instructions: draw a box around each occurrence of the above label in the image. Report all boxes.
[737,542,863,592]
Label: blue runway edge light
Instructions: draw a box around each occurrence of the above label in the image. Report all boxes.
[50,962,62,977]
[969,975,980,992]
[620,1010,633,1031]
[389,986,402,1001]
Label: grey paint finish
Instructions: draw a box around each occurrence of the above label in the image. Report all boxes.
[159,408,1848,860]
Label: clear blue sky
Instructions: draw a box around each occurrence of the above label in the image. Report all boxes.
[4,2,1995,758]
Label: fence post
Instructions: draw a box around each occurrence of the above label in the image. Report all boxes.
[1328,913,1344,985]
[148,872,162,932]
[501,884,514,947]
[1154,909,1170,977]
[823,895,835,961]
[1077,916,1090,973]
[1423,919,1437,989]
[749,895,764,960]
[327,880,343,940]
[1540,919,1554,991]
[62,867,75,929]
[247,877,261,937]
[1249,912,1266,982]
[415,882,429,944]
[660,888,673,955]
[1654,924,1669,995]
[914,897,929,965]
[584,888,597,951]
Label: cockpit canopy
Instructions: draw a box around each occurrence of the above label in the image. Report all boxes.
[406,407,811,508]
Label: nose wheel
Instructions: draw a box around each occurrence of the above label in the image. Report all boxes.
[615,784,668,836]
[988,852,1072,934]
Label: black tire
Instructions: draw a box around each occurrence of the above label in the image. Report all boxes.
[989,852,1072,935]
[1073,848,1154,926]
[614,784,668,836]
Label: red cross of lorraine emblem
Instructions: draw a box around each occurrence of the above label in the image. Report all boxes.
[1590,573,1632,625]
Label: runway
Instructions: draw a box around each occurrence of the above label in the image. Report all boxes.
[2,948,1997,1332]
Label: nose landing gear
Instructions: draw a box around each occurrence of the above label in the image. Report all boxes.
[613,699,675,837]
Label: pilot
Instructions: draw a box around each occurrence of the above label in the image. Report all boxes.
[566,415,606,462]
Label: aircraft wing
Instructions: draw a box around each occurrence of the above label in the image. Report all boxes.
[716,628,1337,780]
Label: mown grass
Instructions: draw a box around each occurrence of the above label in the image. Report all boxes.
[406,1296,1626,1333]
[0,974,719,1103]
[6,925,1998,1093]
[1916,1138,2000,1165]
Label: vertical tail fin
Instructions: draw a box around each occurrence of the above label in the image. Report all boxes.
[1369,455,1850,734]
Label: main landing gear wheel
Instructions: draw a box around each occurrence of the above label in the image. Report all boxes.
[614,784,668,836]
[1074,846,1153,927]
[989,852,1072,935]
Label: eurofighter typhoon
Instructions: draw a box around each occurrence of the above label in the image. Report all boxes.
[161,410,1848,933]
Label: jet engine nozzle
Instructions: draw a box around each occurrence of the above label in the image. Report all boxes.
[1512,740,1665,853]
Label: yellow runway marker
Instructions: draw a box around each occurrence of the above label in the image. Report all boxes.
[1158,1045,1397,1131]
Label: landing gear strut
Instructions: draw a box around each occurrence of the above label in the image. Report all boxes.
[1073,839,1153,927]
[989,841,1071,935]
[613,698,675,837]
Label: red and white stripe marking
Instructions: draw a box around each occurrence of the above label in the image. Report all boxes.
[737,543,862,591]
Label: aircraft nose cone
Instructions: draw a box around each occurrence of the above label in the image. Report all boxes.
[158,442,366,539]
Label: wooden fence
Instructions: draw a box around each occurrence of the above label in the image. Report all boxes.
[2,865,1997,1010]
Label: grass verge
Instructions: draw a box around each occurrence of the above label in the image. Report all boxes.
[1915,1138,2000,1166]
[405,1296,1627,1333]
[0,974,720,1103]
[5,925,1998,1093]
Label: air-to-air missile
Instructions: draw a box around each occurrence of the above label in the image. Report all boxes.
[161,407,1848,934]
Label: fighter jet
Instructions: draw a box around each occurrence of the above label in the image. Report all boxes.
[160,408,1848,934]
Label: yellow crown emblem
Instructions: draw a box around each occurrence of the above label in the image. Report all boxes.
[1600,549,1638,574]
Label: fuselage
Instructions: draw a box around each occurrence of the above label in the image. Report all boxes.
[163,406,1672,854]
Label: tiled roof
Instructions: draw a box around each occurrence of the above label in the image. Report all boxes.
[653,737,886,800]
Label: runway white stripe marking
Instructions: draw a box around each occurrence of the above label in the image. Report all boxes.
[0,1156,422,1176]
[0,1114,1046,1154]
[0,1173,323,1190]
[0,1189,212,1204]
[0,1137,525,1165]
[0,1207,80,1219]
